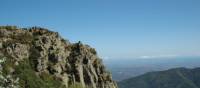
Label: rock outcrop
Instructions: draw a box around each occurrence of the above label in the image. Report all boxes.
[0,26,117,88]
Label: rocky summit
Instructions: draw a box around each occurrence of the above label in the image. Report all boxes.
[0,26,118,88]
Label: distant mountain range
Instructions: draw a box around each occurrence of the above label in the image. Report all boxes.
[104,57,200,81]
[118,67,200,88]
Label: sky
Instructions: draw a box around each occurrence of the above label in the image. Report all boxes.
[0,0,200,59]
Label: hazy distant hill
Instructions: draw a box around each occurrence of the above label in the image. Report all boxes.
[118,67,200,88]
[104,57,200,81]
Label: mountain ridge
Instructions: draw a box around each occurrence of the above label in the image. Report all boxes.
[0,26,117,88]
[118,67,200,88]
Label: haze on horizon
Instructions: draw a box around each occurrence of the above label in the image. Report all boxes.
[0,0,200,59]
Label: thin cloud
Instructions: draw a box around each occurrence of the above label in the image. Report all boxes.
[139,55,179,59]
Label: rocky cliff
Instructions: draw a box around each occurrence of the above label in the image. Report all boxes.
[0,26,118,88]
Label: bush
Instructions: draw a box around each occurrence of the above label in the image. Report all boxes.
[0,26,17,30]
[1,57,15,76]
[10,32,33,44]
[90,48,97,55]
[14,59,65,88]
[69,83,83,88]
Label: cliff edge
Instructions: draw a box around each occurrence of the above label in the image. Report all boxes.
[0,26,117,88]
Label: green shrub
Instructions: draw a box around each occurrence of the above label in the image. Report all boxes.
[69,83,84,88]
[9,32,33,44]
[1,57,15,76]
[90,48,97,55]
[0,26,17,30]
[14,59,65,88]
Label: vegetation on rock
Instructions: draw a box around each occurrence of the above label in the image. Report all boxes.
[0,26,117,88]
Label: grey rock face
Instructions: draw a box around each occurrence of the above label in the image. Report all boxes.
[0,26,118,88]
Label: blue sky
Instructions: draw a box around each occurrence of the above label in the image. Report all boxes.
[0,0,200,59]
